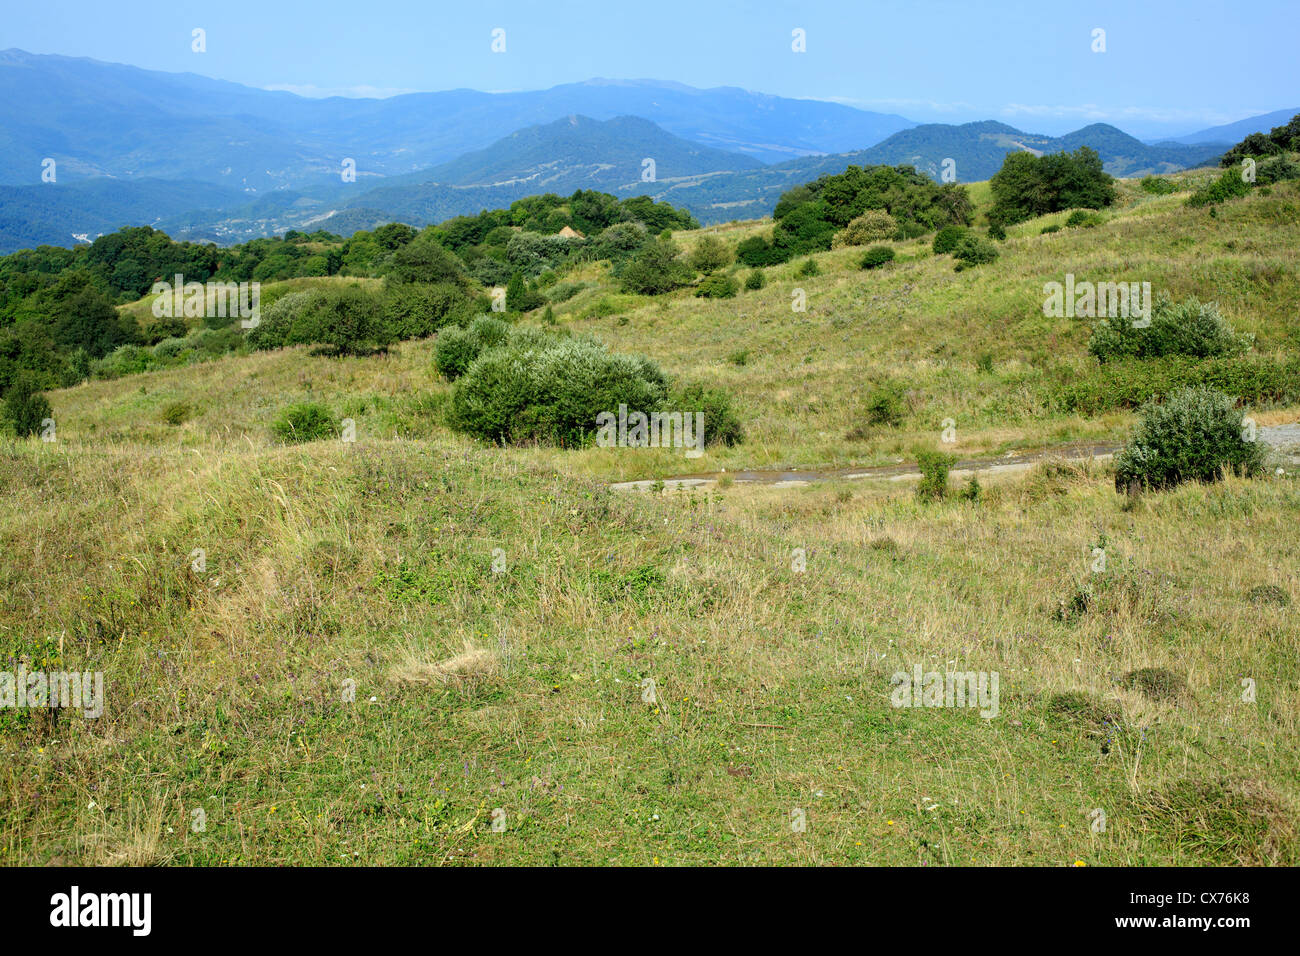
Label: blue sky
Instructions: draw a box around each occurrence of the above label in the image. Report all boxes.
[3,0,1296,137]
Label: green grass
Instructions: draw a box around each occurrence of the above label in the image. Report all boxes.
[2,170,1298,865]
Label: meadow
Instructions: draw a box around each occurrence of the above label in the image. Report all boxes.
[1,167,1297,866]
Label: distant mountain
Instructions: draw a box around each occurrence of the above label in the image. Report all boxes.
[417,114,763,187]
[158,117,1227,240]
[0,178,248,254]
[0,49,914,191]
[1163,108,1299,146]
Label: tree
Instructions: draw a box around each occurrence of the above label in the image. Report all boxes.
[2,373,51,437]
[688,235,732,273]
[619,237,693,295]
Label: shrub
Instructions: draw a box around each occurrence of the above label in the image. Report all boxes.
[1187,169,1252,207]
[619,237,693,294]
[832,210,898,248]
[695,273,739,298]
[688,235,733,273]
[1041,224,1061,234]
[382,281,474,339]
[1054,355,1300,414]
[953,236,999,270]
[2,375,51,437]
[446,337,669,446]
[932,225,967,255]
[1087,295,1252,364]
[864,385,904,427]
[1065,210,1103,228]
[859,245,895,270]
[248,290,316,350]
[987,221,1007,240]
[744,269,765,291]
[1113,386,1267,491]
[160,401,193,426]
[916,450,955,501]
[1140,176,1178,195]
[668,382,744,447]
[1256,156,1300,185]
[797,258,820,277]
[433,315,514,381]
[272,402,337,444]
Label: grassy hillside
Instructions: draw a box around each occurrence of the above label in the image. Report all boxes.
[2,168,1297,866]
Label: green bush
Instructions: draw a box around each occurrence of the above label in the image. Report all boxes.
[1055,354,1300,414]
[744,269,766,291]
[832,210,898,248]
[987,221,1007,241]
[1187,169,1252,207]
[859,246,895,270]
[1041,224,1061,234]
[1140,176,1178,195]
[160,401,193,426]
[953,236,999,270]
[447,337,669,446]
[1256,156,1300,185]
[272,402,338,444]
[1112,386,1267,491]
[1065,210,1103,228]
[988,147,1116,225]
[916,450,956,501]
[619,237,693,295]
[433,315,515,381]
[688,235,733,273]
[864,385,905,427]
[932,225,967,255]
[695,273,739,299]
[2,375,52,438]
[797,258,820,277]
[668,382,744,447]
[1087,295,1252,363]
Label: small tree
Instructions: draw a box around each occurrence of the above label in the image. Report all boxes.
[2,375,52,438]
[688,235,733,273]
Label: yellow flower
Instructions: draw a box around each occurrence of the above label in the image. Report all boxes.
[1073,860,1087,867]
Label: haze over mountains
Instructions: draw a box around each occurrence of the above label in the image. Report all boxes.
[0,47,1288,253]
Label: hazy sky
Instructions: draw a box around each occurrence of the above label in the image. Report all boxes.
[4,0,1296,137]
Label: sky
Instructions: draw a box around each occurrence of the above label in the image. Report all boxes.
[3,0,1297,138]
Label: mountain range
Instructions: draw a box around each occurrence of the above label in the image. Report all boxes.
[1,48,1288,253]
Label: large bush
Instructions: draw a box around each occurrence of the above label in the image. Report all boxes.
[433,315,518,381]
[832,210,898,248]
[932,225,967,255]
[859,246,895,270]
[688,236,733,273]
[668,382,744,447]
[619,237,693,295]
[952,236,999,270]
[2,374,51,437]
[695,273,739,298]
[1088,295,1252,363]
[447,337,669,446]
[1186,169,1252,208]
[1113,387,1267,490]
